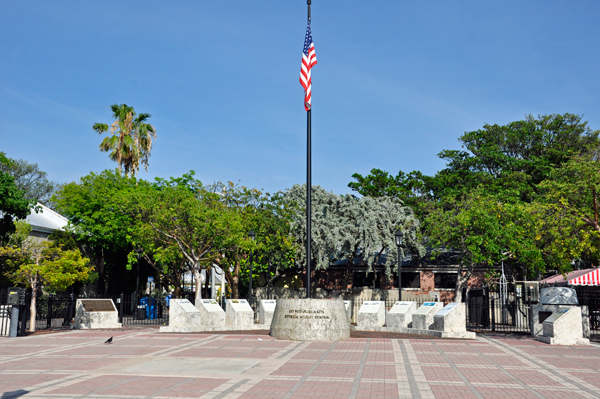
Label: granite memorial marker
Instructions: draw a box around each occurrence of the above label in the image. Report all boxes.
[160,299,203,333]
[72,299,122,330]
[412,302,444,330]
[195,299,226,330]
[387,301,416,329]
[538,306,589,345]
[226,299,254,330]
[357,301,386,329]
[259,300,277,325]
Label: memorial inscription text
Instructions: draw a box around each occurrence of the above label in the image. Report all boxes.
[285,309,330,320]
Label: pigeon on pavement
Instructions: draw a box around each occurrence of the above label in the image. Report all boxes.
[104,337,113,344]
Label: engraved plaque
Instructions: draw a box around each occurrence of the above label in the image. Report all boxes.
[80,299,117,312]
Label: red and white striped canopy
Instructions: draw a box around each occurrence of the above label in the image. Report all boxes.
[569,268,600,286]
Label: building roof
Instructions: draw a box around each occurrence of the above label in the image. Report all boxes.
[26,204,68,234]
[542,268,600,286]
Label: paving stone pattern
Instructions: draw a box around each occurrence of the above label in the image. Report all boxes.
[1,330,600,398]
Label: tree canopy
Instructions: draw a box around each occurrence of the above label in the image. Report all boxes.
[284,184,424,289]
[349,113,600,295]
[0,153,34,244]
[0,152,58,205]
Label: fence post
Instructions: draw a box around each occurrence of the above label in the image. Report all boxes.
[119,293,124,324]
[19,291,30,336]
[46,293,53,329]
[491,298,496,332]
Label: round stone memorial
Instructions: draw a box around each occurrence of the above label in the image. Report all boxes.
[269,298,350,341]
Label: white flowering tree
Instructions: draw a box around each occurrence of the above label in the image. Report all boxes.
[284,184,424,288]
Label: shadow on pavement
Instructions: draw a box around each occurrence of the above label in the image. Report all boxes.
[1,390,29,399]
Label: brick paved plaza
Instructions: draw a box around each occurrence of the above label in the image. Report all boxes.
[1,329,600,399]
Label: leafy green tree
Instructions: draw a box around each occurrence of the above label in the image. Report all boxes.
[350,113,600,207]
[0,153,33,244]
[93,104,157,177]
[0,152,58,204]
[1,233,93,332]
[284,184,424,290]
[425,191,543,300]
[210,182,297,299]
[533,157,600,269]
[128,183,247,301]
[51,170,141,295]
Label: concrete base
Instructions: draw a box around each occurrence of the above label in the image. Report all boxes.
[406,328,476,339]
[352,325,476,339]
[270,298,350,341]
[537,336,589,346]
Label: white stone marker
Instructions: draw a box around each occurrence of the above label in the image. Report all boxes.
[160,299,203,333]
[259,300,277,325]
[387,301,416,329]
[357,301,386,329]
[433,302,466,332]
[226,299,254,329]
[412,302,444,330]
[538,307,589,345]
[72,299,122,329]
[195,299,226,330]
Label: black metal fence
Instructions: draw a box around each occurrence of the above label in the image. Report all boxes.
[0,290,172,337]
[575,287,600,338]
[465,286,600,338]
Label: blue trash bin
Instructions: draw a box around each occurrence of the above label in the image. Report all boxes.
[147,297,156,319]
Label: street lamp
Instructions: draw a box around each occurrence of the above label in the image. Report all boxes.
[248,230,256,306]
[394,229,403,301]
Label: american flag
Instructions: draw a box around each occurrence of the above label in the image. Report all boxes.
[300,18,317,111]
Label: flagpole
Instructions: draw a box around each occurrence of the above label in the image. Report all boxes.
[306,0,312,299]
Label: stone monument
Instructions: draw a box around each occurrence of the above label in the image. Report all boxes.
[432,302,475,338]
[72,299,122,330]
[357,301,386,329]
[411,302,443,330]
[195,299,226,330]
[538,307,589,345]
[270,298,350,341]
[386,301,416,329]
[259,299,277,325]
[226,299,254,330]
[160,299,203,333]
[531,287,589,338]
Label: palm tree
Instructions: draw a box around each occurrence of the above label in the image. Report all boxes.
[93,104,157,177]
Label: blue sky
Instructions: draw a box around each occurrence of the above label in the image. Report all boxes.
[1,1,599,196]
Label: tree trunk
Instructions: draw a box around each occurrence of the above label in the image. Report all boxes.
[342,255,355,289]
[28,275,39,333]
[233,260,240,299]
[454,263,473,302]
[193,268,203,301]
